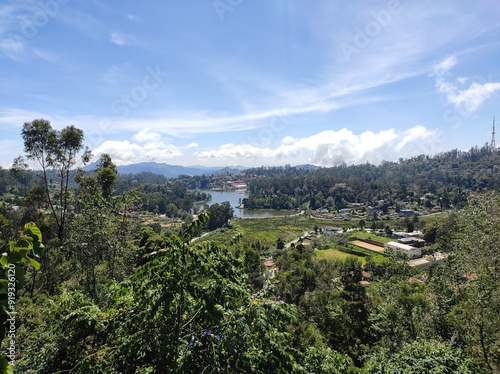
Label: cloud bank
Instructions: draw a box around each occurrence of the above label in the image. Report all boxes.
[195,126,436,167]
[92,128,182,165]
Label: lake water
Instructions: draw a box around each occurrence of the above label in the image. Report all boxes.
[198,190,295,218]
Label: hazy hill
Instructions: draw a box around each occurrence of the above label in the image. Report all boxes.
[85,161,246,178]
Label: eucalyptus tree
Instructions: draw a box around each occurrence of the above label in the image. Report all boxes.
[16,119,90,241]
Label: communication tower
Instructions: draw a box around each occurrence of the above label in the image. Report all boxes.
[491,117,496,149]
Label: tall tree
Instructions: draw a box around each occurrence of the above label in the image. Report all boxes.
[17,119,90,241]
[95,153,117,199]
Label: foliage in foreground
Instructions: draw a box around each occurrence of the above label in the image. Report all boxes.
[0,223,43,374]
[15,214,308,373]
[6,188,500,373]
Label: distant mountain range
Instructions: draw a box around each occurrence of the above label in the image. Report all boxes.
[85,162,247,178]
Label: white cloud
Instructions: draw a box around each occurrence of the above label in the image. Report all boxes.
[185,142,199,148]
[195,126,438,167]
[281,136,297,145]
[132,128,162,143]
[445,82,500,114]
[196,144,274,160]
[396,126,435,151]
[433,54,457,75]
[110,32,126,46]
[434,55,500,115]
[273,128,398,166]
[93,129,182,165]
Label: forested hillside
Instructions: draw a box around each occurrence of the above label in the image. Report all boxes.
[0,121,499,373]
[243,145,500,210]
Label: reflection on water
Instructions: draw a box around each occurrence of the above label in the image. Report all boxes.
[198,190,294,218]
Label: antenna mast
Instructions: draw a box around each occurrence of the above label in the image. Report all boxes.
[491,117,496,149]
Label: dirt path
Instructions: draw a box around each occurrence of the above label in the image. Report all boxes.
[352,240,385,253]
[285,231,311,248]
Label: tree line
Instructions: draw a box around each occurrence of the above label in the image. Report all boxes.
[242,144,500,210]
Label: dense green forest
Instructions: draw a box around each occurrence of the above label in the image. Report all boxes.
[242,145,500,210]
[0,120,499,373]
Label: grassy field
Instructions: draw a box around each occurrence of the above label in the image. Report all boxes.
[314,248,365,263]
[200,215,351,247]
[194,212,448,262]
[419,212,450,227]
[348,231,391,243]
[314,247,386,265]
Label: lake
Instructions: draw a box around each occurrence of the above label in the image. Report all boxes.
[198,190,296,218]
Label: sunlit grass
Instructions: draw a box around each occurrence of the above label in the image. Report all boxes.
[349,231,391,243]
[315,248,362,262]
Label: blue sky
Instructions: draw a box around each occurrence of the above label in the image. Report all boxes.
[1,0,500,168]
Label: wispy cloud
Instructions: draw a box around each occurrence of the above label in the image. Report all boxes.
[0,1,69,61]
[0,108,58,126]
[32,48,59,63]
[110,32,126,46]
[125,13,141,22]
[434,54,500,115]
[0,37,25,56]
[433,54,457,75]
[109,31,141,47]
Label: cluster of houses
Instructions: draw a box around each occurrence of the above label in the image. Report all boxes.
[311,195,447,221]
[209,179,248,191]
[313,208,350,220]
[320,224,427,260]
[262,225,448,289]
[225,180,247,191]
[384,231,426,258]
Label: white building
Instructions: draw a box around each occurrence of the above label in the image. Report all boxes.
[384,241,422,259]
[322,226,343,235]
[398,237,426,248]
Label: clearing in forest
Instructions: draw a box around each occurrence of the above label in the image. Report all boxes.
[351,240,385,253]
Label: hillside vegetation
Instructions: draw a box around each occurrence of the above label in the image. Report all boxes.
[0,121,499,373]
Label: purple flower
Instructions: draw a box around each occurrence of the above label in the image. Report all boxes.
[189,338,195,346]
[215,334,220,341]
[204,329,213,335]
[227,364,231,369]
